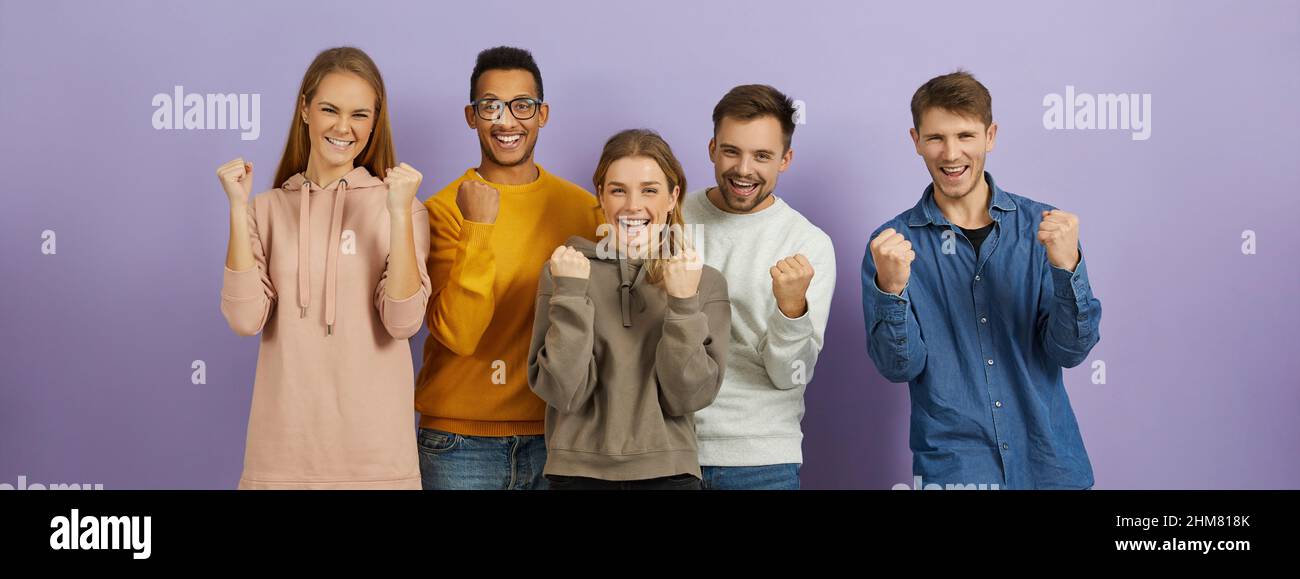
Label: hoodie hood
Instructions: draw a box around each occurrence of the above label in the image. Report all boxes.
[282,166,385,335]
[562,235,647,328]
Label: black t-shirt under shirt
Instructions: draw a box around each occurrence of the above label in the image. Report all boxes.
[960,223,995,256]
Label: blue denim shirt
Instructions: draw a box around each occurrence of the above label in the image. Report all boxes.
[861,173,1101,490]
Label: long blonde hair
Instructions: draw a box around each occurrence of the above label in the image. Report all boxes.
[274,47,396,188]
[592,129,689,284]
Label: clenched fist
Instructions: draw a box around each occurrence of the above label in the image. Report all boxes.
[771,254,814,318]
[1038,210,1080,271]
[549,245,590,280]
[385,162,423,212]
[456,179,500,224]
[662,247,704,299]
[870,228,914,296]
[217,158,254,205]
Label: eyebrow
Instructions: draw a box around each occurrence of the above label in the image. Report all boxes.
[718,141,776,156]
[923,129,979,138]
[319,101,371,113]
[606,181,664,188]
[478,93,536,100]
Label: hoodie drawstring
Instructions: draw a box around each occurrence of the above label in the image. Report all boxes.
[324,179,348,336]
[295,176,349,336]
[297,180,311,319]
[617,259,648,328]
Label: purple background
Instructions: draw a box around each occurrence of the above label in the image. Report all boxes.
[2,0,1297,489]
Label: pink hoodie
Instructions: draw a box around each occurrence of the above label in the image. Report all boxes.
[220,165,430,490]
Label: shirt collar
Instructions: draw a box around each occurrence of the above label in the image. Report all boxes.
[906,171,1017,227]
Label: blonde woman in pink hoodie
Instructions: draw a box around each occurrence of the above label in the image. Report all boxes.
[216,47,431,489]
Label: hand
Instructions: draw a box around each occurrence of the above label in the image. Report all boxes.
[456,179,500,223]
[1038,209,1080,271]
[549,245,590,279]
[870,228,914,296]
[771,253,814,318]
[217,158,254,205]
[384,162,423,212]
[662,247,704,299]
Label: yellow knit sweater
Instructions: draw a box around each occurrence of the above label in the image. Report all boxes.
[416,166,603,436]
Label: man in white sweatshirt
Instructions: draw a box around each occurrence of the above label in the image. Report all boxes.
[684,84,836,490]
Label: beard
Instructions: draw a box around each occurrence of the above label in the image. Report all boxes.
[716,171,772,212]
[932,161,984,200]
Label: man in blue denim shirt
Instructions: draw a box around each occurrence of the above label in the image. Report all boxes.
[861,71,1101,490]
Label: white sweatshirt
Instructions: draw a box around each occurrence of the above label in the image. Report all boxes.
[683,189,836,467]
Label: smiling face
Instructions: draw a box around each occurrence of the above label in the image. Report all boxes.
[300,71,376,180]
[708,115,792,213]
[466,68,548,169]
[910,106,997,201]
[599,156,679,254]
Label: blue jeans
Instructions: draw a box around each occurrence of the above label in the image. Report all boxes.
[417,428,548,490]
[701,464,801,490]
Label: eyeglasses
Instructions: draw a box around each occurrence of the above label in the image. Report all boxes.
[472,97,542,121]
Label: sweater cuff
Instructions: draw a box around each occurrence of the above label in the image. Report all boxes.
[460,220,495,250]
[222,266,264,300]
[381,287,428,329]
[666,294,701,318]
[768,305,814,341]
[552,275,590,297]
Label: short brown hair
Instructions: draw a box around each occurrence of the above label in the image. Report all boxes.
[910,70,992,131]
[712,84,797,151]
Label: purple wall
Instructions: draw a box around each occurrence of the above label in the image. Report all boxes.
[2,0,1297,489]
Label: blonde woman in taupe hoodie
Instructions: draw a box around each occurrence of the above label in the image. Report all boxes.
[527,129,731,490]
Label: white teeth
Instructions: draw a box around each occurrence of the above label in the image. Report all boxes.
[941,166,966,175]
[618,216,650,234]
[495,134,521,143]
[326,137,353,147]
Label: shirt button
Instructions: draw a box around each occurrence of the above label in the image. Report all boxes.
[980,317,988,324]
[987,359,994,366]
[994,400,1003,408]
[975,275,981,281]
[1001,442,1010,450]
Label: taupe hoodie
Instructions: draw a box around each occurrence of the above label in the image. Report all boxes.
[527,235,730,481]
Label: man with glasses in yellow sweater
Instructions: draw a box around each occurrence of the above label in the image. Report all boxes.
[416,46,602,490]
